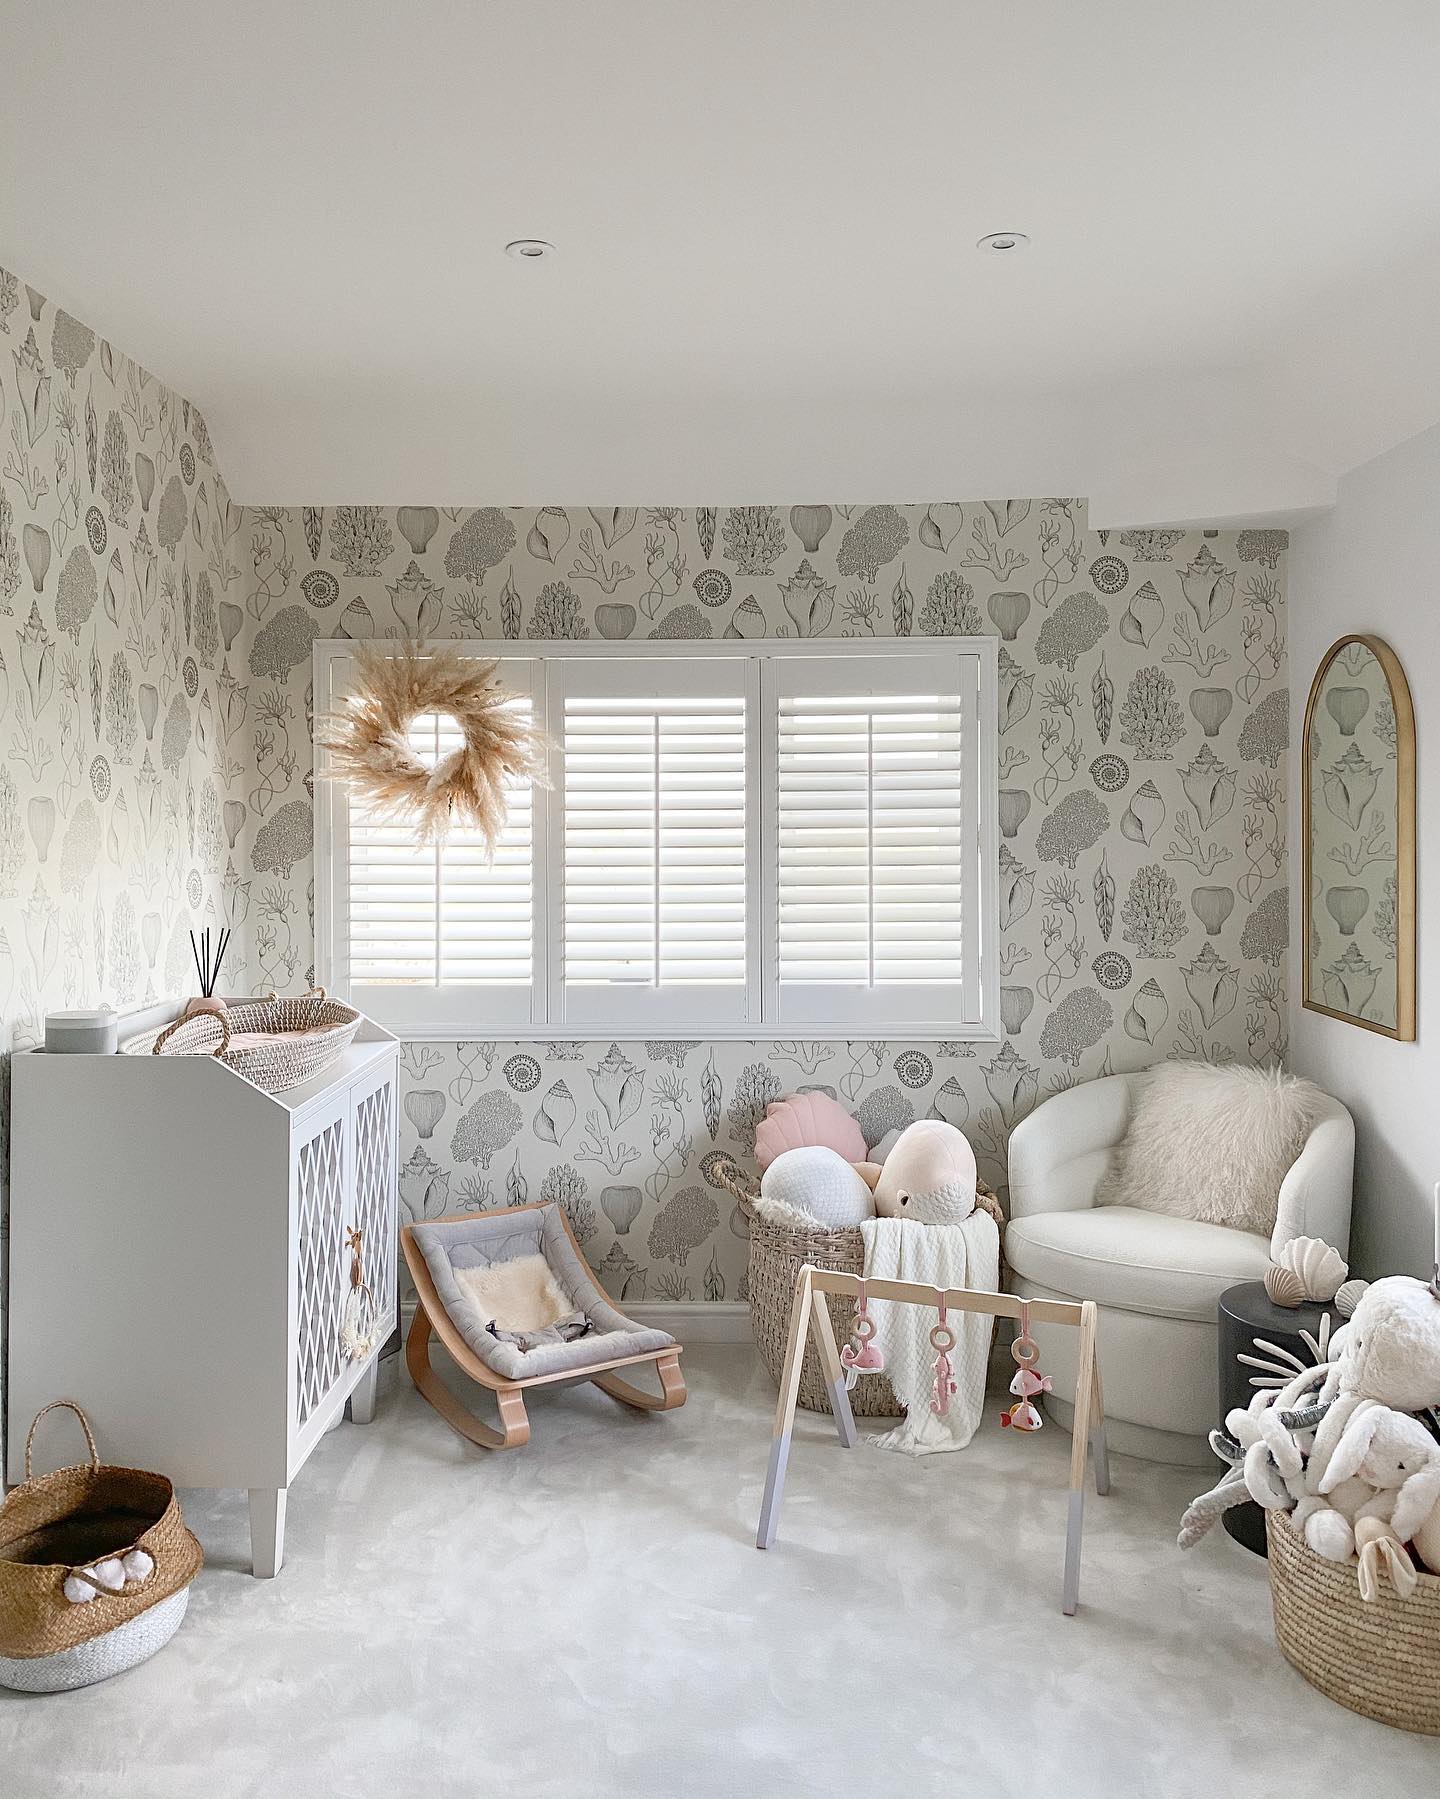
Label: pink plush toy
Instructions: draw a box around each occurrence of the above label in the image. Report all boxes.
[841,1279,885,1390]
[1001,1300,1052,1431]
[754,1092,867,1174]
[872,1120,978,1226]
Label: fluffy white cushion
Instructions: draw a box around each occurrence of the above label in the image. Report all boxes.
[1098,1062,1324,1234]
[759,1146,875,1229]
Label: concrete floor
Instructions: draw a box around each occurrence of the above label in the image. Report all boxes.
[2,1346,1432,1798]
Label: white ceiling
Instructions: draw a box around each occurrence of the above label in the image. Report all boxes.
[5,2,1440,523]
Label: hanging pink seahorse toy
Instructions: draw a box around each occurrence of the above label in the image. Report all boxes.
[930,1293,958,1418]
[841,1280,885,1391]
[1001,1299,1052,1431]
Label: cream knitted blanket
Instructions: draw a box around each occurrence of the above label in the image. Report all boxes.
[858,1212,999,1456]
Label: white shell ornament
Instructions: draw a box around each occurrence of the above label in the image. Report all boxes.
[1334,1277,1369,1318]
[1273,1235,1348,1303]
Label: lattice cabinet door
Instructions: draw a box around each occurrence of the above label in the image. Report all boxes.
[292,1092,350,1434]
[349,1062,397,1334]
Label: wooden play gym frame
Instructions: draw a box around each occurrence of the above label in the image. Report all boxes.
[755,1264,1112,1615]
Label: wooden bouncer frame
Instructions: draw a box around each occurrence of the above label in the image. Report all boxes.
[756,1264,1111,1615]
[400,1203,687,1451]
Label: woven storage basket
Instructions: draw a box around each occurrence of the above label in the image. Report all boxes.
[719,1159,1004,1419]
[124,986,361,1094]
[0,1403,203,1693]
[1267,1510,1440,1734]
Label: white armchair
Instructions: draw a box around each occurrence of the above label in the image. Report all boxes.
[1005,1072,1355,1465]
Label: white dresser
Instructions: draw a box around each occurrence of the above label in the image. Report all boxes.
[6,1002,399,1576]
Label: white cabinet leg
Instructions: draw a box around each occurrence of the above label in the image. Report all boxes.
[349,1360,379,1425]
[249,1487,287,1578]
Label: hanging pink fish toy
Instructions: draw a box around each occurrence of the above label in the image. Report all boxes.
[841,1279,885,1390]
[1001,1299,1052,1431]
[930,1294,958,1418]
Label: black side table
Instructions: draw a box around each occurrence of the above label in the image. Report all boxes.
[1217,1280,1337,1556]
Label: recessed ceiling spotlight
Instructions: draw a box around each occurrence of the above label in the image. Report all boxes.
[505,239,556,262]
[977,231,1030,255]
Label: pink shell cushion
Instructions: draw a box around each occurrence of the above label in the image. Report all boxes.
[754,1091,866,1174]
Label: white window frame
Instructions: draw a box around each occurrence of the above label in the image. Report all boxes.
[315,638,999,1041]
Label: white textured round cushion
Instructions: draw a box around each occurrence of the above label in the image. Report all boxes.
[760,1146,875,1229]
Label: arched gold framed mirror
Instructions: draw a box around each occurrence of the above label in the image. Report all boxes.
[1302,634,1415,1038]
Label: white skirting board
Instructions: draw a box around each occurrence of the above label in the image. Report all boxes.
[398,1299,752,1346]
[628,1302,751,1343]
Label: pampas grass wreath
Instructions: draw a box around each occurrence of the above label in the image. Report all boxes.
[319,639,549,848]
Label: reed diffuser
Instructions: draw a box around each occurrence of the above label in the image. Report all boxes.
[183,925,231,1022]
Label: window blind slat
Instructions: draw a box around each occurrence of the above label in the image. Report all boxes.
[347,701,534,987]
[777,689,967,994]
[562,694,748,992]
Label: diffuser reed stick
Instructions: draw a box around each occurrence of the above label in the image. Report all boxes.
[190,926,231,998]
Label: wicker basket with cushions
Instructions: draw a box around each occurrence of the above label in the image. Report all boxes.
[716,1156,1004,1418]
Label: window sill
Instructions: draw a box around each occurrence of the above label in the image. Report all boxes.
[377,1019,1004,1045]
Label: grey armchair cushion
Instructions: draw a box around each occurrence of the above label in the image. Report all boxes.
[410,1205,676,1381]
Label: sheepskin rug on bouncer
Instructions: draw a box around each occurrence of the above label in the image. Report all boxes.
[454,1254,573,1335]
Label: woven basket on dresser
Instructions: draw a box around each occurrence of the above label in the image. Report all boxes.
[719,1159,1004,1419]
[1267,1510,1440,1734]
[123,988,361,1095]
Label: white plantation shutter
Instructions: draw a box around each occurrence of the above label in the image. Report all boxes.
[326,655,544,1031]
[317,639,995,1038]
[770,652,987,1029]
[553,658,758,1028]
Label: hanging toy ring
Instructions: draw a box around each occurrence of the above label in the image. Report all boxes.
[1012,1297,1041,1367]
[852,1313,878,1345]
[929,1314,957,1354]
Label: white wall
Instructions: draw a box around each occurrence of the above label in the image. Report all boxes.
[1289,424,1437,1280]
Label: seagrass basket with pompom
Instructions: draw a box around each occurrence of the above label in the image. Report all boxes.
[715,1156,1004,1419]
[1267,1510,1440,1733]
[0,1403,202,1693]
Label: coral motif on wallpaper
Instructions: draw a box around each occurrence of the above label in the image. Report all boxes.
[226,499,1289,1302]
[0,266,246,1054]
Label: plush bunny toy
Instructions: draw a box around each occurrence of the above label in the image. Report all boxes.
[1266,1277,1440,1452]
[872,1120,978,1227]
[1296,1401,1440,1562]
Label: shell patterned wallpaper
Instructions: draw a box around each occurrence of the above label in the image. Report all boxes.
[0,259,1293,1315]
[0,271,245,1073]
[0,266,247,1425]
[237,499,1290,1303]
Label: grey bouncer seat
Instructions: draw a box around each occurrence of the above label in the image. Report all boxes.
[401,1201,686,1450]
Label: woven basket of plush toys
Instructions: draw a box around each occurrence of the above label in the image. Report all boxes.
[714,1093,1003,1420]
[1179,1270,1440,1733]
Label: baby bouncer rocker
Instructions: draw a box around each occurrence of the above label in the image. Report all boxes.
[401,1201,687,1450]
